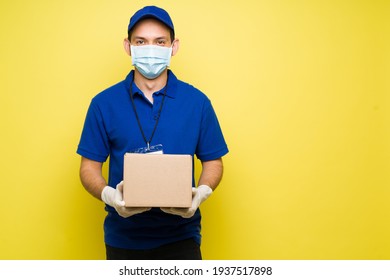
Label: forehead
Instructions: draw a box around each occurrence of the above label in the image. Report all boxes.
[131,18,171,38]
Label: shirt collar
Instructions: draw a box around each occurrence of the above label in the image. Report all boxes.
[125,70,178,99]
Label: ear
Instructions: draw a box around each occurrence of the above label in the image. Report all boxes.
[123,38,131,56]
[171,38,180,56]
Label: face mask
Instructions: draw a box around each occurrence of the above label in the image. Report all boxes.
[131,45,172,79]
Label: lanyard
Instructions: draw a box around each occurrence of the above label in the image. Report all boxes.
[129,76,168,150]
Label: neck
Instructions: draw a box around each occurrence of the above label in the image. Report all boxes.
[133,69,168,102]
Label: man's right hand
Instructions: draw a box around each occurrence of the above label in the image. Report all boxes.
[101,181,151,218]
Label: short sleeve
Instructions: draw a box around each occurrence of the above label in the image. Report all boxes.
[77,100,110,162]
[195,99,229,161]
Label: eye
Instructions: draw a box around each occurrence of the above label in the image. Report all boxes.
[135,39,145,45]
[157,39,166,46]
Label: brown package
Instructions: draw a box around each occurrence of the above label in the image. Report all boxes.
[123,153,192,208]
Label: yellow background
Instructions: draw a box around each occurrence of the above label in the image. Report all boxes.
[1,0,389,259]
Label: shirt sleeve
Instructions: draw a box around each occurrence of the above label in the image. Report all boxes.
[76,100,110,162]
[195,99,229,161]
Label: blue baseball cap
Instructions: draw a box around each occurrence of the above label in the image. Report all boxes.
[128,6,174,33]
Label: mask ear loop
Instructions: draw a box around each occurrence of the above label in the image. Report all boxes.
[129,44,136,66]
[167,45,173,67]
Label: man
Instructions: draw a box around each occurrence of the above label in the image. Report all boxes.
[77,6,228,260]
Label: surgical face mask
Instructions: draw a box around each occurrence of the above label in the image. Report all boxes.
[130,45,172,79]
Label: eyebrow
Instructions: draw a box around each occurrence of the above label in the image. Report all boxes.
[133,36,169,41]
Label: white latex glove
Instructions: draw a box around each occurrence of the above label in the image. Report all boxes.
[160,185,213,218]
[101,181,151,218]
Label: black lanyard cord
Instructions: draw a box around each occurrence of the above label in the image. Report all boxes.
[129,76,168,150]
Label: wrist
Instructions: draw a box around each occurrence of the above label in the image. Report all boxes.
[101,186,115,206]
[198,184,213,193]
[197,185,213,202]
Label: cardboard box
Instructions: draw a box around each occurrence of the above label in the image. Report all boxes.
[123,153,192,208]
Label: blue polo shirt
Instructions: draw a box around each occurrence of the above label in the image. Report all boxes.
[77,70,228,250]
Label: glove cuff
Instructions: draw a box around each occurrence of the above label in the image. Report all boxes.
[101,186,115,206]
[197,184,213,200]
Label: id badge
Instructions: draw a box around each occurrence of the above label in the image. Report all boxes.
[128,144,164,154]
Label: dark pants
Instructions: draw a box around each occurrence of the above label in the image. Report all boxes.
[105,238,202,260]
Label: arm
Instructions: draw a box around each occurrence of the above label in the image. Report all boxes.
[198,158,224,190]
[79,156,151,217]
[79,156,106,200]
